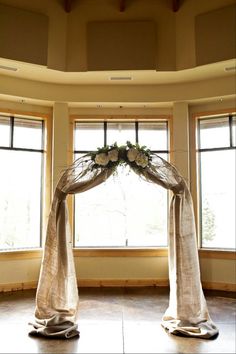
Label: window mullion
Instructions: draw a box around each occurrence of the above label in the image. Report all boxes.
[229,114,233,147]
[104,121,107,146]
[135,121,138,143]
[10,116,14,148]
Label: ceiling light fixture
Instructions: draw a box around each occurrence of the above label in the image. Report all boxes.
[0,65,18,71]
[109,76,132,81]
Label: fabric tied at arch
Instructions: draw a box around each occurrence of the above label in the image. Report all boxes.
[29,154,218,339]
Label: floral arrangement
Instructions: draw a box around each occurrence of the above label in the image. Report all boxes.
[90,141,152,170]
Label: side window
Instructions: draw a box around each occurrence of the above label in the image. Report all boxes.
[197,114,236,249]
[73,120,169,248]
[0,115,45,250]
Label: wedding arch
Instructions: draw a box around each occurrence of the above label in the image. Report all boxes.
[29,142,218,339]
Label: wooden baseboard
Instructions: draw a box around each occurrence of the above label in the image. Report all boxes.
[0,281,38,293]
[202,281,236,292]
[77,278,169,287]
[0,279,235,293]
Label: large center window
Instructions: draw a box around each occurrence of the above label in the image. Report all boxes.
[73,120,169,248]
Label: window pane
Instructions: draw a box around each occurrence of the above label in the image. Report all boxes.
[0,116,10,147]
[14,118,43,149]
[74,165,167,247]
[139,122,168,151]
[232,115,236,147]
[200,150,235,249]
[124,167,168,247]
[74,122,104,151]
[0,150,42,250]
[199,117,230,149]
[107,122,135,145]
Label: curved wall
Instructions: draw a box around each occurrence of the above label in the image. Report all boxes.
[0,0,235,71]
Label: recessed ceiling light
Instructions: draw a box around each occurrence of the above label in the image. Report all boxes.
[0,65,18,71]
[109,76,132,81]
[224,66,236,72]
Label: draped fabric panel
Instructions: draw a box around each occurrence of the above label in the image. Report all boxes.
[29,154,218,339]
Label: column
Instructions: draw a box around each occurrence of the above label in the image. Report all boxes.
[52,102,69,192]
[172,102,190,184]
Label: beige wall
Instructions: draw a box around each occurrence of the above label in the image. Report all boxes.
[0,255,235,291]
[0,3,48,65]
[175,0,236,69]
[0,98,235,291]
[0,0,235,290]
[65,0,176,71]
[0,0,235,71]
[195,4,236,66]
[52,102,70,191]
[0,75,235,104]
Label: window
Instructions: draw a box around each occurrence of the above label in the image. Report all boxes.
[74,120,169,248]
[197,114,236,250]
[0,115,45,251]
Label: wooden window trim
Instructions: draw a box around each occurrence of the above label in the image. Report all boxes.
[0,249,43,260]
[190,108,236,257]
[0,247,235,260]
[0,108,52,258]
[69,114,172,255]
[73,248,168,257]
[73,248,235,259]
[199,249,236,260]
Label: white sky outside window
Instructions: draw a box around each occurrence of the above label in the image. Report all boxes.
[201,150,235,249]
[199,116,235,249]
[74,122,168,248]
[0,116,10,147]
[232,116,236,146]
[74,122,104,151]
[139,122,168,151]
[0,117,43,250]
[14,119,43,149]
[107,123,136,145]
[199,117,229,149]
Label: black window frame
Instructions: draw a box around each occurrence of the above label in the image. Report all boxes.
[197,113,236,250]
[0,114,45,250]
[73,119,170,248]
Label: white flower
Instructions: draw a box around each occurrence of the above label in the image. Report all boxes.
[95,153,109,166]
[135,152,149,168]
[127,148,138,162]
[108,149,119,162]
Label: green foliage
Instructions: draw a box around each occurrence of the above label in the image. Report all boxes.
[202,199,216,242]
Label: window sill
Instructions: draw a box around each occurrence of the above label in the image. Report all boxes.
[1,248,234,260]
[73,248,236,259]
[73,247,168,257]
[199,249,236,260]
[0,249,43,260]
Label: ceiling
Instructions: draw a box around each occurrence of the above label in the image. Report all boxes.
[0,57,235,86]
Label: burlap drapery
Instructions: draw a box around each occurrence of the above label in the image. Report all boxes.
[29,154,218,339]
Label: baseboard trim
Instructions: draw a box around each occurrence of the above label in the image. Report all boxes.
[0,279,235,293]
[0,281,38,293]
[202,281,236,292]
[77,278,169,287]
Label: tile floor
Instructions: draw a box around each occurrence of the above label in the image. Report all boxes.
[0,287,235,353]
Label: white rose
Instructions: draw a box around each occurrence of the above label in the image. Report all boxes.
[127,148,138,162]
[95,153,109,166]
[135,152,149,168]
[108,149,119,162]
